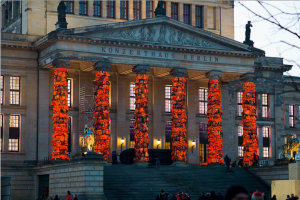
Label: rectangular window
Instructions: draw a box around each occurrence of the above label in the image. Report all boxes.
[237,92,243,117]
[171,3,178,20]
[120,1,128,19]
[10,76,20,105]
[1,75,3,105]
[262,94,268,118]
[199,123,208,141]
[93,1,101,17]
[65,1,74,13]
[165,142,170,150]
[165,121,172,149]
[195,6,203,28]
[79,1,88,15]
[262,126,269,138]
[130,141,135,149]
[199,88,208,115]
[238,126,243,137]
[130,84,135,111]
[165,86,172,113]
[1,114,3,152]
[130,119,135,141]
[133,1,141,20]
[263,147,269,158]
[67,79,71,108]
[9,115,19,152]
[107,1,115,18]
[289,105,295,127]
[183,4,190,24]
[238,146,244,157]
[146,1,153,19]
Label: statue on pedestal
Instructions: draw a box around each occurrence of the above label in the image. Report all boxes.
[282,133,300,158]
[243,21,254,47]
[154,0,166,17]
[82,124,95,152]
[55,1,68,30]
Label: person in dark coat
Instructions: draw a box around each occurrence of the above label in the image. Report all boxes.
[217,191,224,200]
[170,193,177,200]
[238,159,243,167]
[210,191,218,200]
[184,193,191,200]
[271,195,276,200]
[224,185,248,200]
[224,155,230,173]
[156,154,161,169]
[199,192,206,200]
[73,194,78,200]
[156,189,167,200]
[53,195,60,200]
[253,153,257,167]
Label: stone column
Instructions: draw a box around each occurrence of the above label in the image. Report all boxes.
[286,104,289,128]
[116,74,126,154]
[191,4,196,26]
[203,5,208,29]
[115,1,120,19]
[132,65,150,163]
[166,1,171,17]
[170,68,188,164]
[128,1,133,20]
[215,6,220,31]
[74,1,79,15]
[88,0,93,17]
[141,1,146,19]
[258,126,263,158]
[178,3,183,22]
[205,70,223,164]
[296,104,299,129]
[271,125,275,159]
[3,114,10,153]
[270,94,275,119]
[102,1,107,18]
[258,93,262,119]
[4,75,10,106]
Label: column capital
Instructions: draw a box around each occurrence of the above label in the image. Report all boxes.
[205,70,223,79]
[93,61,112,71]
[170,68,187,77]
[52,59,70,68]
[132,65,150,74]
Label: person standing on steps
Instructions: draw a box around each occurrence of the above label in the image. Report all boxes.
[224,185,249,200]
[217,191,224,200]
[210,191,218,200]
[199,192,206,200]
[66,191,72,200]
[224,155,230,173]
[156,153,160,169]
[73,194,78,200]
[271,195,276,200]
[156,189,167,200]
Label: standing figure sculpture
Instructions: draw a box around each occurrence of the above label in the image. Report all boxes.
[243,21,254,46]
[155,1,166,16]
[82,125,95,152]
[282,133,300,158]
[56,1,68,29]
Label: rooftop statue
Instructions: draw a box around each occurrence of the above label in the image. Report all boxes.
[243,21,254,47]
[155,0,166,17]
[55,1,68,30]
[282,133,300,158]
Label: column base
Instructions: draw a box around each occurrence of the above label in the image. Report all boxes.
[134,162,149,167]
[172,161,189,167]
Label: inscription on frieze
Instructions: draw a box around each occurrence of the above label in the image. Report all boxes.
[90,24,218,48]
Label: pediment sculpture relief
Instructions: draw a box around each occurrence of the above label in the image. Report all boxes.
[91,24,218,48]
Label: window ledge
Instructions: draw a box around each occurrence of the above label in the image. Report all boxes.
[1,105,26,109]
[1,152,25,155]
[196,114,207,117]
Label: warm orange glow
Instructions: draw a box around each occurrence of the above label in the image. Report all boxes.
[171,77,187,162]
[94,71,111,162]
[133,74,149,162]
[51,68,69,161]
[242,82,258,167]
[206,79,223,164]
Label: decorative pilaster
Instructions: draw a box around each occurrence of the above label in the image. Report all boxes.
[93,61,112,162]
[170,68,188,162]
[51,59,70,160]
[242,77,258,167]
[205,71,223,165]
[132,65,150,163]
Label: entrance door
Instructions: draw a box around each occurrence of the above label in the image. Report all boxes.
[38,175,49,199]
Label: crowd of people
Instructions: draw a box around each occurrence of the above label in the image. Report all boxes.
[286,194,299,200]
[156,185,274,200]
[38,191,77,200]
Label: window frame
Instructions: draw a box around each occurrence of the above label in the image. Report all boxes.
[263,147,269,158]
[1,75,3,105]
[107,1,115,18]
[133,0,141,20]
[171,3,178,20]
[262,93,269,118]
[183,4,191,25]
[79,1,88,15]
[65,1,74,14]
[130,83,136,111]
[289,104,295,128]
[67,79,72,108]
[237,92,243,117]
[199,88,208,115]
[195,5,203,28]
[10,76,20,105]
[238,146,244,158]
[165,86,172,113]
[238,126,243,137]
[120,1,128,20]
[262,126,269,138]
[93,1,102,17]
[146,1,153,19]
[8,115,19,152]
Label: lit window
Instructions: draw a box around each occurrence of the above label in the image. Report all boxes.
[9,115,19,152]
[107,1,115,18]
[183,4,190,24]
[133,1,140,20]
[238,146,244,157]
[262,127,269,138]
[199,123,208,141]
[10,76,20,105]
[289,105,295,128]
[171,3,178,20]
[79,1,88,15]
[237,92,243,117]
[165,86,172,113]
[165,121,172,149]
[238,126,243,136]
[130,141,135,148]
[263,147,269,158]
[199,88,208,115]
[65,1,74,13]
[120,1,128,19]
[165,142,170,150]
[130,84,135,111]
[146,1,153,19]
[1,75,3,104]
[262,94,268,118]
[67,79,71,108]
[93,1,101,17]
[195,6,203,28]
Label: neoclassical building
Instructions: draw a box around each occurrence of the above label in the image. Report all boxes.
[1,1,300,199]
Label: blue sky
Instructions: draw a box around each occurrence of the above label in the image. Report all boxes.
[234,1,300,76]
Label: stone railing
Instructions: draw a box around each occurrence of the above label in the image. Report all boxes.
[259,159,275,167]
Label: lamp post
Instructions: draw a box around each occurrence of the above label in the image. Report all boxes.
[192,140,196,153]
[157,139,161,149]
[121,137,124,152]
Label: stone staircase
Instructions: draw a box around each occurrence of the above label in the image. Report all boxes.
[104,165,271,200]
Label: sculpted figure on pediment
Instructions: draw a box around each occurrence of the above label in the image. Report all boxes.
[157,25,167,43]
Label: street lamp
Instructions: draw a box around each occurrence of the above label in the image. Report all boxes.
[192,140,196,153]
[157,139,161,149]
[121,137,124,151]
